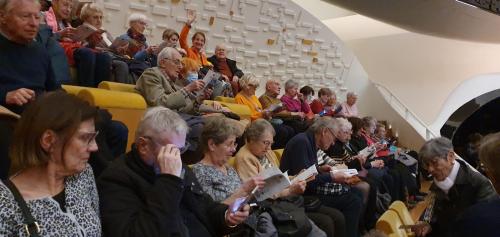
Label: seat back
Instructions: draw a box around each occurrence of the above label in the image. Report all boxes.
[98,81,138,94]
[273,149,284,162]
[389,201,415,226]
[376,209,409,237]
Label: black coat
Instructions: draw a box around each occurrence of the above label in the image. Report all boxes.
[207,55,244,78]
[428,159,497,237]
[97,146,233,237]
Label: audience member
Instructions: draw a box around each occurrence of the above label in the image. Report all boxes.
[120,13,157,65]
[281,80,313,120]
[413,137,496,237]
[300,85,315,104]
[455,132,500,237]
[235,119,347,237]
[235,74,294,149]
[44,0,112,87]
[208,44,244,95]
[280,117,364,237]
[310,88,343,116]
[464,132,482,168]
[180,10,211,68]
[339,92,359,117]
[98,107,250,237]
[0,91,101,236]
[161,28,179,48]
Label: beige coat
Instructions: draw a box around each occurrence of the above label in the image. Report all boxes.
[135,67,195,114]
[234,144,280,181]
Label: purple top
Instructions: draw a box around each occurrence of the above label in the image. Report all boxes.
[280,94,311,113]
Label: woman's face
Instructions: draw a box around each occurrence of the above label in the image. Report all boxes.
[167,35,179,47]
[85,12,103,29]
[242,84,257,96]
[130,20,147,34]
[210,135,237,166]
[192,34,205,50]
[53,119,98,175]
[286,86,298,97]
[248,131,274,158]
[53,0,72,20]
[424,152,455,181]
[320,94,331,104]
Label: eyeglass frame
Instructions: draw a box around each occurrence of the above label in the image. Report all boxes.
[142,136,190,154]
[76,130,99,147]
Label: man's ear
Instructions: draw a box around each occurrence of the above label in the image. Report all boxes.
[40,130,57,153]
[136,137,149,157]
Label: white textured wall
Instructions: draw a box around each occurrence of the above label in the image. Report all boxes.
[96,0,360,97]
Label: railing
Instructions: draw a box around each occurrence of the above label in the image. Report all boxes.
[372,82,439,140]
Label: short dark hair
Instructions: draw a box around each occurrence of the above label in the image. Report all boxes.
[9,91,98,173]
[162,28,179,41]
[300,85,314,96]
[192,32,205,43]
[348,117,363,134]
[318,88,332,97]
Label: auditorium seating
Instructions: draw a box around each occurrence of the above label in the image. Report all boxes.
[376,209,410,237]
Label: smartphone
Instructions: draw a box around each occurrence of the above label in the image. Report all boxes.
[229,196,249,213]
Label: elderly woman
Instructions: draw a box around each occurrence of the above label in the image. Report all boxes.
[235,119,347,237]
[119,13,158,64]
[455,132,500,237]
[413,137,497,237]
[235,74,294,148]
[280,80,312,120]
[0,91,101,236]
[310,88,342,117]
[339,92,358,117]
[44,0,111,87]
[180,10,211,68]
[193,118,326,237]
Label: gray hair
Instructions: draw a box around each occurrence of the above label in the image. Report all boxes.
[157,47,179,66]
[309,117,337,134]
[334,117,352,133]
[362,116,377,129]
[127,12,148,26]
[0,0,39,12]
[284,79,299,90]
[419,137,453,164]
[245,119,276,142]
[239,74,260,89]
[200,116,240,152]
[80,3,102,21]
[135,107,188,142]
[347,91,358,98]
[215,43,226,51]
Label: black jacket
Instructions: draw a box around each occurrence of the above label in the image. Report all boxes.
[428,159,496,237]
[207,55,244,78]
[97,146,233,237]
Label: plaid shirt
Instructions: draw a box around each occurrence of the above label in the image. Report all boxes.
[317,182,350,196]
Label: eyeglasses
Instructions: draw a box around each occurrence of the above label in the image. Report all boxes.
[167,58,182,66]
[261,140,274,147]
[77,131,99,146]
[143,136,190,154]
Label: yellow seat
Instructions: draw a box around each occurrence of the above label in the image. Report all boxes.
[389,201,415,236]
[203,100,252,121]
[227,157,236,168]
[215,96,236,103]
[98,81,138,94]
[273,149,284,162]
[76,88,147,151]
[62,85,88,96]
[376,209,409,237]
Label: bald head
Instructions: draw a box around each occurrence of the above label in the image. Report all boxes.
[215,43,227,59]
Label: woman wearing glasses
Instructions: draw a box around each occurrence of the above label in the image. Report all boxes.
[0,91,101,236]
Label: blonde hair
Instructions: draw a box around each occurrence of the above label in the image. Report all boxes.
[239,74,260,90]
[79,3,102,21]
[181,57,201,75]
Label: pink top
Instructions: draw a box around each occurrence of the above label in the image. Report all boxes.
[340,102,358,117]
[280,95,311,113]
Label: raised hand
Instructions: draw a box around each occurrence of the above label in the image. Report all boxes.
[157,144,182,177]
[186,9,197,25]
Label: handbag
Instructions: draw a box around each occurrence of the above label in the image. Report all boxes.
[3,179,41,237]
[259,199,312,237]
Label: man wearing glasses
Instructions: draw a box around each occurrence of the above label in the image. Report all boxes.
[98,106,250,237]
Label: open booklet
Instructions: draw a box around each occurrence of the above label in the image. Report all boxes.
[265,103,283,113]
[196,70,221,96]
[358,145,376,158]
[331,168,358,177]
[254,165,318,201]
[69,23,104,42]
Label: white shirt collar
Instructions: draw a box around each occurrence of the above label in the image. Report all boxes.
[434,160,460,194]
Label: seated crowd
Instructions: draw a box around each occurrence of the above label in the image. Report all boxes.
[1,1,499,237]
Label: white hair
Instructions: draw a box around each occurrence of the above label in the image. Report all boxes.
[334,117,352,133]
[135,107,189,142]
[309,117,337,134]
[215,43,226,50]
[346,91,358,98]
[127,12,148,26]
[284,79,299,90]
[157,47,180,66]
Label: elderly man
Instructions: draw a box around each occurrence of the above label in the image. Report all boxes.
[0,0,60,114]
[339,92,358,117]
[208,44,244,95]
[280,117,363,237]
[98,107,249,237]
[413,137,496,237]
[136,47,214,114]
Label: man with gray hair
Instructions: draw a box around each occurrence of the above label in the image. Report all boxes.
[98,107,250,237]
[280,116,363,237]
[412,137,496,237]
[136,47,210,115]
[339,91,358,117]
[208,43,244,95]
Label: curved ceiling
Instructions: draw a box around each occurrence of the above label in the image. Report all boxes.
[322,0,500,43]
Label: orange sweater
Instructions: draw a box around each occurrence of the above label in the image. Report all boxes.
[235,93,263,121]
[180,24,211,67]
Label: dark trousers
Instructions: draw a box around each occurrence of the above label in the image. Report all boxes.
[74,47,112,87]
[271,123,294,149]
[318,189,363,237]
[0,119,15,179]
[307,205,346,237]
